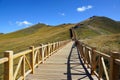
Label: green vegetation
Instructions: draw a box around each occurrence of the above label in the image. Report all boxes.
[75,26,100,39]
[83,34,120,53]
[0,23,75,57]
[78,16,120,33]
[74,16,120,53]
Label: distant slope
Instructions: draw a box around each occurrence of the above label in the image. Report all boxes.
[74,16,120,39]
[0,23,75,55]
[74,16,120,52]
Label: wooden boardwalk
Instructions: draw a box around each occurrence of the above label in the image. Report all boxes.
[26,42,97,80]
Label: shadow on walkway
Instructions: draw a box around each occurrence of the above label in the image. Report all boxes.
[65,42,93,80]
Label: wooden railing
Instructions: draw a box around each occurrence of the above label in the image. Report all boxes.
[71,27,120,80]
[0,40,70,80]
[76,40,120,80]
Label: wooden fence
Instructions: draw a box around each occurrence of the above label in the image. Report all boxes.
[76,40,120,80]
[71,27,120,80]
[0,40,70,80]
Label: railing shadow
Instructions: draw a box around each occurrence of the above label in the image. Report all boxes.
[77,47,93,80]
[65,43,93,80]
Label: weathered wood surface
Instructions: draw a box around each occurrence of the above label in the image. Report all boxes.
[26,42,97,80]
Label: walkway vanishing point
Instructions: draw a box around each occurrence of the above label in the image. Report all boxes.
[26,41,97,80]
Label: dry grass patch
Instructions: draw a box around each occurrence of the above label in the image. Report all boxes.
[82,34,120,54]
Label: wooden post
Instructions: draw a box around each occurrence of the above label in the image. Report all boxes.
[40,44,44,63]
[4,51,13,80]
[91,47,96,75]
[58,41,60,48]
[49,44,52,56]
[21,55,25,80]
[47,42,50,57]
[110,52,120,80]
[98,55,102,79]
[82,45,86,64]
[56,42,58,50]
[55,42,56,50]
[29,46,35,74]
[53,43,55,51]
[85,47,89,68]
[80,43,84,59]
[52,43,54,53]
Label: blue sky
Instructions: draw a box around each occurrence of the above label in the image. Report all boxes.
[0,0,120,33]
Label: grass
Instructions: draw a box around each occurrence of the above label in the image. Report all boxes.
[0,23,75,57]
[76,16,120,33]
[82,34,120,53]
[75,26,100,39]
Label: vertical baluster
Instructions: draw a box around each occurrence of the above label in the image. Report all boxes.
[29,46,34,74]
[40,44,44,63]
[91,47,96,75]
[98,55,103,80]
[110,52,120,80]
[4,51,13,80]
[21,55,25,80]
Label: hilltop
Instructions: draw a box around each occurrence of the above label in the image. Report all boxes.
[74,16,120,39]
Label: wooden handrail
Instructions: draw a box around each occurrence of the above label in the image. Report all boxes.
[76,40,120,80]
[0,57,8,64]
[115,59,120,65]
[71,27,120,80]
[0,40,70,80]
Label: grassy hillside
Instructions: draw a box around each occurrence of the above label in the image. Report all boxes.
[74,16,120,39]
[82,34,120,53]
[0,23,75,57]
[74,16,120,52]
[81,16,120,33]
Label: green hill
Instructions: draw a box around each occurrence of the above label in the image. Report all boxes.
[0,23,75,56]
[74,16,120,52]
[74,16,120,39]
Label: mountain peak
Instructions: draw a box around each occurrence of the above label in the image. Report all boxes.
[74,16,120,33]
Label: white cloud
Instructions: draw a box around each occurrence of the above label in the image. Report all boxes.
[16,21,32,26]
[87,5,92,9]
[77,6,86,12]
[77,5,93,12]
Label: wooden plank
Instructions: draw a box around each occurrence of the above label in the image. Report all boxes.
[26,42,97,80]
[14,56,23,80]
[13,50,32,59]
[0,57,8,64]
[101,57,109,80]
[110,52,120,80]
[4,51,13,80]
[21,55,25,80]
[95,50,110,59]
[115,59,120,65]
[29,46,35,74]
